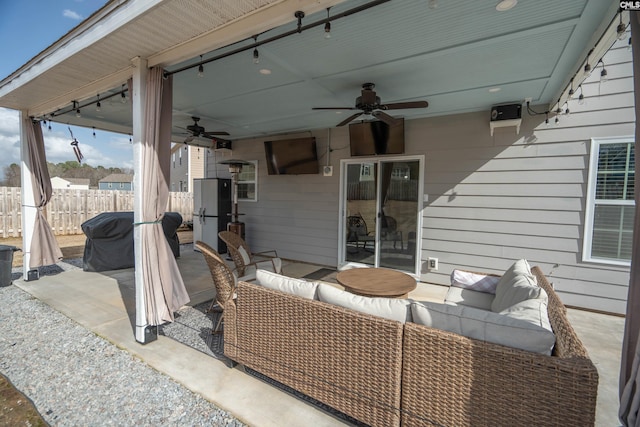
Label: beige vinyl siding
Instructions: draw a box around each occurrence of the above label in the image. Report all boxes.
[209,38,632,315]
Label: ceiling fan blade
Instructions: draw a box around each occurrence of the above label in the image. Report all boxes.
[202,131,230,136]
[381,101,429,110]
[372,111,400,126]
[312,107,358,110]
[336,112,363,127]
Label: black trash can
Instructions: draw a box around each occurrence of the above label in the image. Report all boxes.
[0,245,19,287]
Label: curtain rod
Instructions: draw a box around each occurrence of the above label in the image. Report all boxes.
[164,0,392,77]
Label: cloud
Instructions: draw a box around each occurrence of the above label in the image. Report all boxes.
[0,107,133,170]
[63,9,83,20]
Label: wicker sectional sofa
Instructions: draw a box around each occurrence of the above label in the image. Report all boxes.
[223,264,599,427]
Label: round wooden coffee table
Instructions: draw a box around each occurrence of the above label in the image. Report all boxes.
[336,268,417,298]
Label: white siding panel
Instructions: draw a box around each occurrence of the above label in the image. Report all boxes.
[425,206,582,225]
[427,195,583,211]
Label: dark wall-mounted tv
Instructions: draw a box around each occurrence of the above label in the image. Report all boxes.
[349,118,405,156]
[264,137,319,175]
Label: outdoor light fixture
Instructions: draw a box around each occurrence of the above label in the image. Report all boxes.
[295,11,305,33]
[496,0,517,12]
[197,55,204,78]
[324,8,331,39]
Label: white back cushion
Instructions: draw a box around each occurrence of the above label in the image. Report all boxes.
[255,269,318,299]
[450,270,501,294]
[411,300,555,355]
[491,259,543,312]
[237,246,251,265]
[317,283,412,323]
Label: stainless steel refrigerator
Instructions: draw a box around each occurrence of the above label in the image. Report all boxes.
[193,178,232,253]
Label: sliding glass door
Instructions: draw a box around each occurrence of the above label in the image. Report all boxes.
[340,156,422,275]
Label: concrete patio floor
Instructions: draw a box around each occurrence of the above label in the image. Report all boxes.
[14,247,624,426]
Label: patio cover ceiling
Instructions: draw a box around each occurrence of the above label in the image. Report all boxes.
[0,0,622,143]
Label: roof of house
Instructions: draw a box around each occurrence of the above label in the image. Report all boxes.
[99,174,134,183]
[65,178,91,185]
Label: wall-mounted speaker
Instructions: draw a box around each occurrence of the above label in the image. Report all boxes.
[490,103,522,121]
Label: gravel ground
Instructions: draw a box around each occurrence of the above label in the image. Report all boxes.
[1,249,246,427]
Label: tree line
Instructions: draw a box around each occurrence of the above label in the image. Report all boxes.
[1,162,133,188]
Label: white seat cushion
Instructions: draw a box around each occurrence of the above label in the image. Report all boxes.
[255,269,318,299]
[317,283,412,323]
[411,300,555,355]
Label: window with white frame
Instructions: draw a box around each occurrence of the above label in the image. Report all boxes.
[237,161,257,201]
[584,137,635,265]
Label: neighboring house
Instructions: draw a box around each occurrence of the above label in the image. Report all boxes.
[50,176,90,190]
[170,144,205,192]
[210,37,633,315]
[98,174,133,191]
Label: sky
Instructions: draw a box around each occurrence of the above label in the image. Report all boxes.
[0,0,134,171]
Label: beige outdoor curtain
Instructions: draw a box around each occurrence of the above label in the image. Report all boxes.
[138,68,189,325]
[620,11,640,427]
[24,116,62,268]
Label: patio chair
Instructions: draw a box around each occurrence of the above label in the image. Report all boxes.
[195,240,237,334]
[218,230,282,280]
[347,214,375,251]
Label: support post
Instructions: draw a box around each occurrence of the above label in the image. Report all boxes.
[19,110,38,280]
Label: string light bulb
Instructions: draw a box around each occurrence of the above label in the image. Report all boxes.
[599,59,608,82]
[568,78,575,99]
[96,94,101,112]
[197,55,204,78]
[583,49,593,77]
[324,8,331,39]
[617,13,627,40]
[252,36,260,64]
[92,127,96,138]
[578,85,585,105]
[121,84,127,104]
[74,101,81,118]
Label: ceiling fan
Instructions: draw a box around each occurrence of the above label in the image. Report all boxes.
[179,116,229,143]
[312,83,428,127]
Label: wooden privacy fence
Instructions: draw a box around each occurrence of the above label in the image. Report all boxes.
[0,187,193,238]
